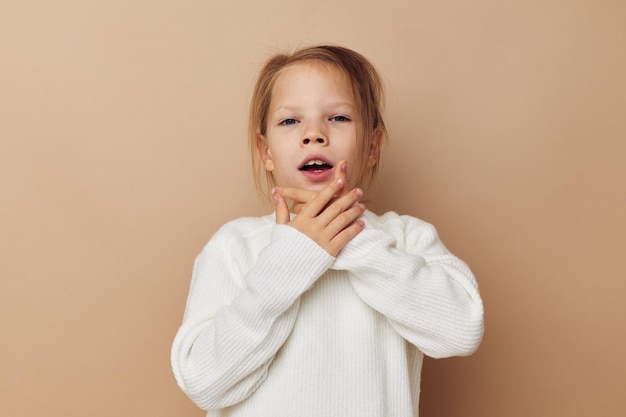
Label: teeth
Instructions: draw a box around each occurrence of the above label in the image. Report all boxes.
[305,160,326,166]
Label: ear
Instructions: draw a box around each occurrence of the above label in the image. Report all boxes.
[256,133,275,172]
[366,129,382,167]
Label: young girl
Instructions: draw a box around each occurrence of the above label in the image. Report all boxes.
[171,45,484,416]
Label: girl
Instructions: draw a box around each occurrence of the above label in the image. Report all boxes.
[171,45,484,416]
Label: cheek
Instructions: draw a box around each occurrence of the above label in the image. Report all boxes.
[267,153,292,177]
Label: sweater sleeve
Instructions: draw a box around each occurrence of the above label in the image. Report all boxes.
[171,223,334,410]
[332,213,484,358]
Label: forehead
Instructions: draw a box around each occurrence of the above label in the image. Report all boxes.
[271,61,355,104]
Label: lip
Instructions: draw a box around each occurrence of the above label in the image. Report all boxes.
[298,154,333,170]
[298,154,334,182]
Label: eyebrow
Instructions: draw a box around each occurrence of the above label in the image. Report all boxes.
[274,102,355,112]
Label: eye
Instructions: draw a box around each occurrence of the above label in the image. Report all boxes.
[279,118,298,126]
[330,115,351,122]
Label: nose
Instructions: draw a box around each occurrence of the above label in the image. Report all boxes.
[301,122,328,146]
[302,137,327,145]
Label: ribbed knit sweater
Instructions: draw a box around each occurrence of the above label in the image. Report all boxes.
[171,210,484,416]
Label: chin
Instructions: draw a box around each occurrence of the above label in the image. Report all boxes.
[304,183,328,192]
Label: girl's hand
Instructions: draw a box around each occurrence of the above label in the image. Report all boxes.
[275,160,349,215]
[272,163,365,257]
[273,160,349,219]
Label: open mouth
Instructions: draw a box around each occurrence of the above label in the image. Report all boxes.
[299,159,334,172]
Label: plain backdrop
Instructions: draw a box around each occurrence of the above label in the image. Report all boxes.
[1,1,625,416]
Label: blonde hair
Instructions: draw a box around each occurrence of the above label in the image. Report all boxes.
[249,45,387,198]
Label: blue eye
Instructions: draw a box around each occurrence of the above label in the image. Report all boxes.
[331,115,350,122]
[280,118,298,126]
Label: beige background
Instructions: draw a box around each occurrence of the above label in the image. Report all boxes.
[1,0,625,416]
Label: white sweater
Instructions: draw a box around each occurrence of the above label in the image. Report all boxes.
[171,210,484,417]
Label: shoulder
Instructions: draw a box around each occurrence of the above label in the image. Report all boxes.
[214,214,275,237]
[363,210,434,233]
[200,214,275,254]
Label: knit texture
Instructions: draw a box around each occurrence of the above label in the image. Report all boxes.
[171,211,484,416]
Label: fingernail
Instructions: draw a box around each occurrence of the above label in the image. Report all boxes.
[355,188,363,197]
[341,161,347,172]
[271,187,277,195]
[336,177,344,185]
[273,193,280,204]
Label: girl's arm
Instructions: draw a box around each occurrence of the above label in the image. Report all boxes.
[332,212,484,358]
[171,223,334,410]
[172,177,364,410]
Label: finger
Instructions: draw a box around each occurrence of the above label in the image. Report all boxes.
[326,219,365,256]
[333,160,348,197]
[325,203,366,237]
[334,160,347,182]
[272,188,290,225]
[274,187,317,206]
[299,177,346,217]
[276,160,347,207]
[317,186,363,225]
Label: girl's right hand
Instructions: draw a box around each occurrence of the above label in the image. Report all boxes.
[272,164,366,257]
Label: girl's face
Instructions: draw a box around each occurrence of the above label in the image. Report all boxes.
[257,61,374,193]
